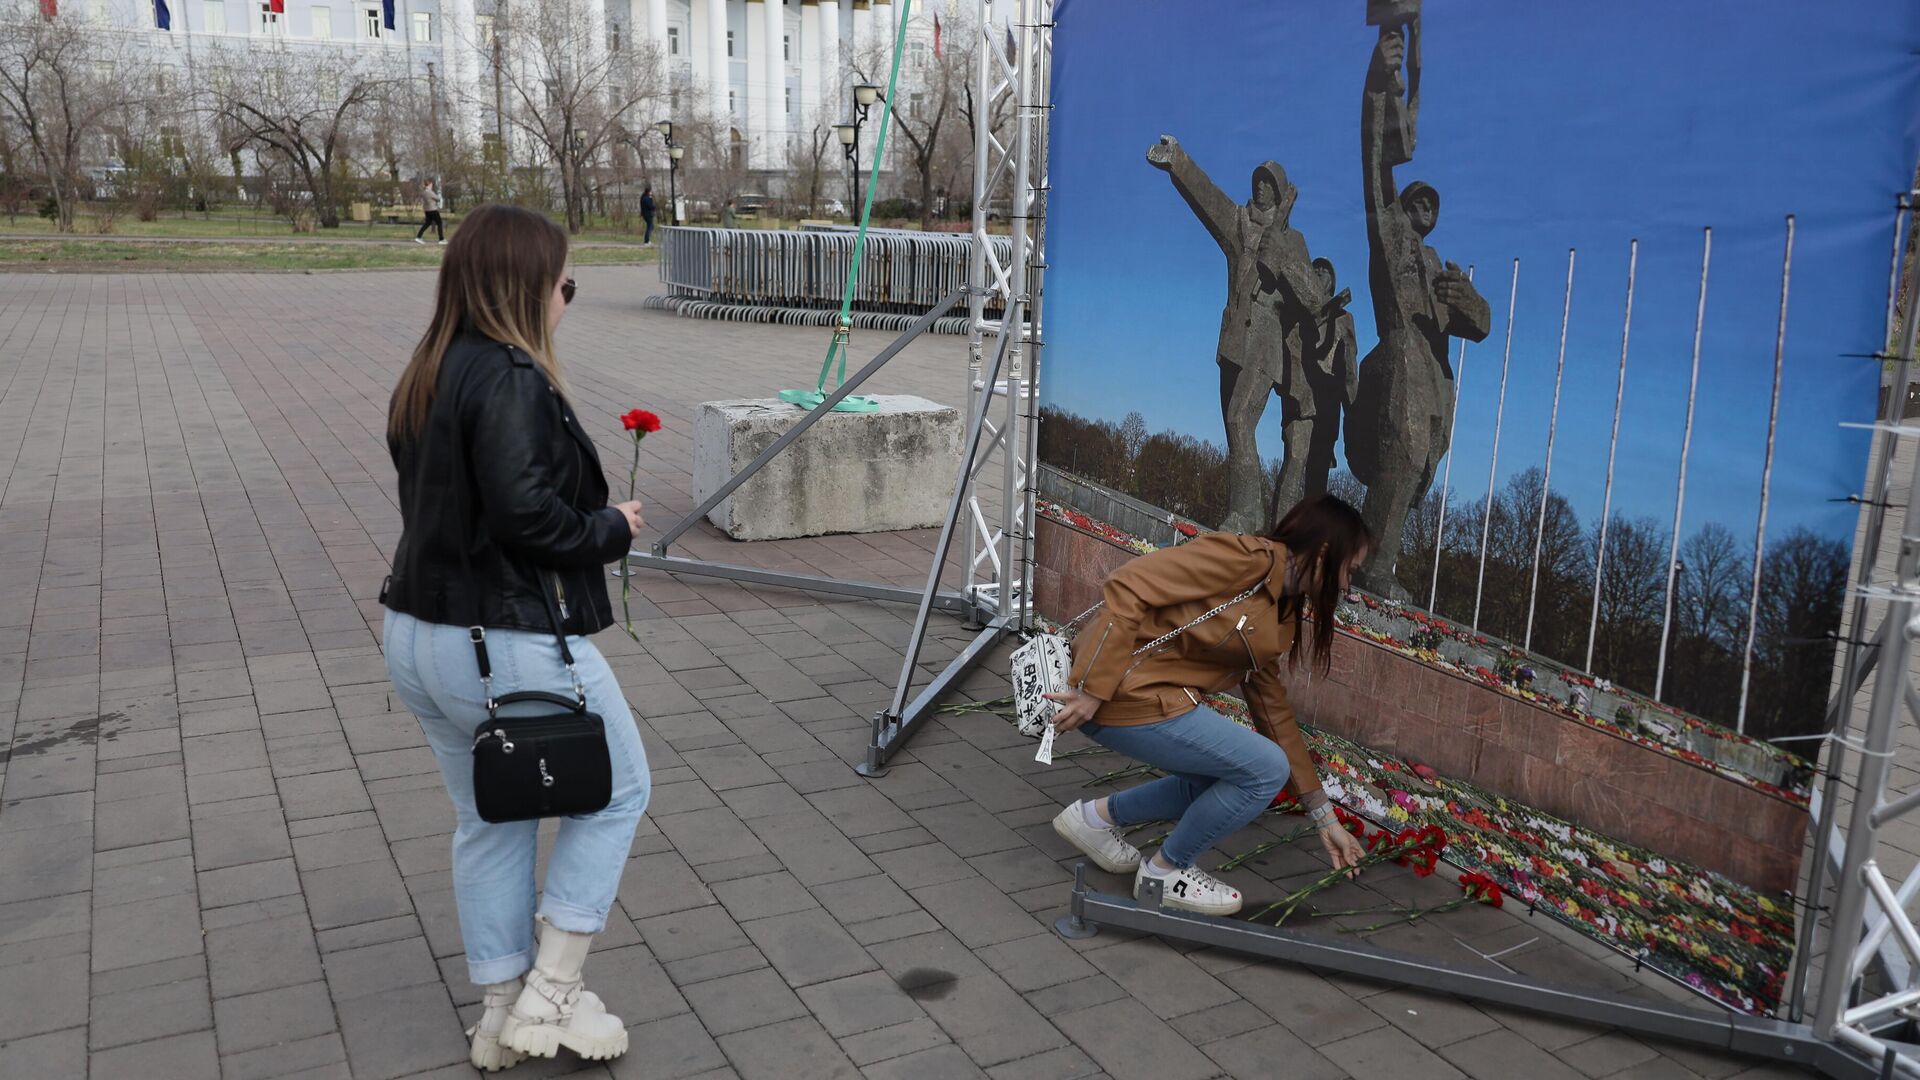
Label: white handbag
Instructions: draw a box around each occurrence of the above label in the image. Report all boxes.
[1011,582,1266,759]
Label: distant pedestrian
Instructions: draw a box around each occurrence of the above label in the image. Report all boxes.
[640,185,656,244]
[415,179,445,245]
[719,197,736,228]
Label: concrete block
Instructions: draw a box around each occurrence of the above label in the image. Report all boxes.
[692,396,961,541]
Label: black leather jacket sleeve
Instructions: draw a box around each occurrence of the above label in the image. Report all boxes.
[465,364,631,569]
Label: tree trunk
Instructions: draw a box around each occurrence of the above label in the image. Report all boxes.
[918,165,933,232]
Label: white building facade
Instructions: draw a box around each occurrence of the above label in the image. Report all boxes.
[75,0,941,177]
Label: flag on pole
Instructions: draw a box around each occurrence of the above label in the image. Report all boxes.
[154,0,170,28]
[39,0,56,17]
[381,0,394,30]
[1004,25,1015,62]
[932,13,941,57]
[268,0,282,12]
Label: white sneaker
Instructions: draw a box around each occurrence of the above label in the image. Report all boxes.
[412,237,425,244]
[1137,862,1243,916]
[437,240,446,246]
[1052,801,1141,873]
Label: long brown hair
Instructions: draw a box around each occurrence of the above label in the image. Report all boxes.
[1269,494,1374,674]
[388,203,570,441]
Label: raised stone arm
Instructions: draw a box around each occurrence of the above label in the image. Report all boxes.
[1362,28,1417,218]
[1147,135,1239,255]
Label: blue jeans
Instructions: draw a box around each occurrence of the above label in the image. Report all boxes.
[383,610,651,985]
[1084,704,1290,869]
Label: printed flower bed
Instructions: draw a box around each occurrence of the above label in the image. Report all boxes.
[1196,693,1795,1016]
[1035,499,1812,805]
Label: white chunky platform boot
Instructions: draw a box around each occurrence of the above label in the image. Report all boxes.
[466,980,527,1072]
[499,917,629,1062]
[469,977,612,1071]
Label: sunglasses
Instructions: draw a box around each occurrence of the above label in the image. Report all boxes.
[561,277,577,305]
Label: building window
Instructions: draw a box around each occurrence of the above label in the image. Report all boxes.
[476,13,494,45]
[257,1,279,34]
[727,89,736,115]
[908,40,927,66]
[412,11,429,40]
[670,88,681,112]
[785,86,794,114]
[363,5,381,38]
[726,29,734,57]
[909,91,924,118]
[783,33,790,61]
[202,0,224,30]
[667,25,679,55]
[95,60,115,83]
[161,126,186,159]
[309,5,330,38]
[608,20,620,52]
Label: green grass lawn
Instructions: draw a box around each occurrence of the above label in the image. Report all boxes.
[0,237,661,272]
[0,210,666,245]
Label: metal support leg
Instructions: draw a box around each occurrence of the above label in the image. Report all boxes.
[1060,874,1880,1076]
[857,301,1025,777]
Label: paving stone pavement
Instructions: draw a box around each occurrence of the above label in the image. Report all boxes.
[0,268,1812,1079]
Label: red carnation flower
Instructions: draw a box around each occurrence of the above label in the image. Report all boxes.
[622,409,662,433]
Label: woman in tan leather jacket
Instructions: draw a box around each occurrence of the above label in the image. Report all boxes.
[1045,495,1372,915]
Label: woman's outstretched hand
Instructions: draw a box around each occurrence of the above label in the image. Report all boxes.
[1319,820,1366,877]
[1042,688,1100,732]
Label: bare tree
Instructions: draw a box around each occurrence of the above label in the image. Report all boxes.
[0,4,152,232]
[206,45,400,228]
[473,0,662,233]
[853,17,969,229]
[786,103,841,219]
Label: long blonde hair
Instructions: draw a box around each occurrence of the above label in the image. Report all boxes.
[389,203,570,441]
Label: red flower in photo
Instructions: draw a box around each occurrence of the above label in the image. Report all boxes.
[622,408,662,433]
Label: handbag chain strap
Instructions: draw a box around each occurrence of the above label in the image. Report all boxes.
[427,346,586,717]
[1057,547,1278,658]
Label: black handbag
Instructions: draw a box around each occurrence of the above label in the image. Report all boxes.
[433,354,616,824]
[465,605,614,824]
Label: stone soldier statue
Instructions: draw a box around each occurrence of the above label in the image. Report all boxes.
[1345,9,1491,600]
[1269,257,1359,529]
[1147,135,1332,534]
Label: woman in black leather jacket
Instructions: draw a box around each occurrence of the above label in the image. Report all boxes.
[380,203,649,1070]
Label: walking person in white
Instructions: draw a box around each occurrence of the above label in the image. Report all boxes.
[415,179,446,245]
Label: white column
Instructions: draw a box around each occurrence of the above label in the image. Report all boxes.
[646,0,666,51]
[442,0,482,144]
[762,0,785,166]
[818,0,840,115]
[799,0,820,126]
[747,0,770,165]
[707,0,729,121]
[850,0,870,74]
[873,0,891,55]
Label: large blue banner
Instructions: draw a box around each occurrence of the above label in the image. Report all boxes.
[1040,0,1920,740]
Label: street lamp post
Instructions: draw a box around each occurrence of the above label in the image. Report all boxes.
[654,119,682,226]
[838,83,881,218]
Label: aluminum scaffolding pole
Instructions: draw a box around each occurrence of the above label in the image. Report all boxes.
[1790,195,1920,1024]
[854,0,1051,775]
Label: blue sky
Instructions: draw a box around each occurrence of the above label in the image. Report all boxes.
[1045,0,1920,544]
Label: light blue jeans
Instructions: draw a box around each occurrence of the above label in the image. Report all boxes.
[1084,704,1290,869]
[383,610,651,985]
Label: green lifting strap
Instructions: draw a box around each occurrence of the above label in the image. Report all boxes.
[778,0,914,414]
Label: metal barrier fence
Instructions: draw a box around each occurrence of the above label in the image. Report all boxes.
[648,225,1009,335]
